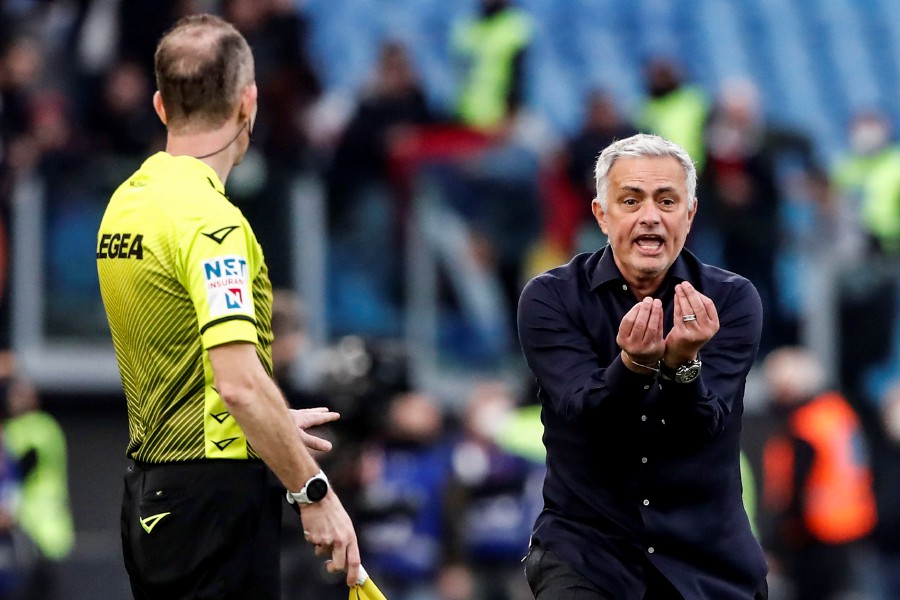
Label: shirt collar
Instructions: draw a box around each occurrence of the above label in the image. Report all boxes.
[147,151,226,195]
[589,245,693,292]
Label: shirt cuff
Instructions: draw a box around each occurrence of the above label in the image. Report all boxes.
[658,376,706,403]
[606,354,656,390]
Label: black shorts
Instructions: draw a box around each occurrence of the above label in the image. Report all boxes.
[122,460,283,600]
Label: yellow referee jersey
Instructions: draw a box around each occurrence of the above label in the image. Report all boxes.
[97,152,274,463]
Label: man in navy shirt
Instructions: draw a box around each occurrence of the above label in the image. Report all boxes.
[518,133,768,599]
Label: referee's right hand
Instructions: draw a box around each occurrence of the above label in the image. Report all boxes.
[299,492,361,587]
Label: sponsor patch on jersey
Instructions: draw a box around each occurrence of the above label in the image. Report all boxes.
[202,255,251,317]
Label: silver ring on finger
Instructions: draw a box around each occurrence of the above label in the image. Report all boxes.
[682,314,697,322]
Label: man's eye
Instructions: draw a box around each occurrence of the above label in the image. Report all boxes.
[623,197,638,205]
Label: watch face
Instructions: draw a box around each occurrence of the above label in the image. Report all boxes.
[675,361,701,384]
[306,478,329,502]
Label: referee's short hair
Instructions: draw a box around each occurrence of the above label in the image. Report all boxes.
[154,14,255,133]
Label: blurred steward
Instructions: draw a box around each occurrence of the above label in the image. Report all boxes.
[762,346,876,600]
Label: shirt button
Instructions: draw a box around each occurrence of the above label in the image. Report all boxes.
[643,384,650,390]
[643,499,650,506]
[648,547,655,554]
[661,419,666,425]
[641,457,648,464]
[641,414,647,422]
[622,284,628,291]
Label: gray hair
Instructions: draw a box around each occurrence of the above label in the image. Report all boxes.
[594,133,697,211]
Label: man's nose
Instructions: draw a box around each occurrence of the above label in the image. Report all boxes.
[638,200,661,224]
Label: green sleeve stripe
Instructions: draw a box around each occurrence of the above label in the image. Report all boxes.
[200,314,257,335]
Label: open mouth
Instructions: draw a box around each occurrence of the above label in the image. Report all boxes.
[634,235,664,253]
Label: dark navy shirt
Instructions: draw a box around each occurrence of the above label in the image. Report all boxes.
[517,246,768,600]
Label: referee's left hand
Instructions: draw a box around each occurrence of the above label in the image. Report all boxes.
[289,407,340,452]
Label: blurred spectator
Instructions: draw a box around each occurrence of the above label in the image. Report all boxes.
[803,166,891,411]
[1,372,74,600]
[0,35,39,148]
[327,40,432,224]
[560,89,638,253]
[419,109,547,363]
[637,57,709,170]
[0,34,44,180]
[761,346,877,600]
[223,0,321,169]
[566,90,639,205]
[325,40,433,336]
[872,382,900,600]
[451,0,532,131]
[698,77,817,356]
[831,110,900,256]
[115,0,185,77]
[0,35,36,349]
[356,391,453,600]
[829,111,900,405]
[222,0,324,288]
[86,58,161,158]
[803,168,868,264]
[443,380,542,600]
[271,289,310,394]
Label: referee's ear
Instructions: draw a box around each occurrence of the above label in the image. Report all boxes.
[153,91,168,126]
[237,83,258,126]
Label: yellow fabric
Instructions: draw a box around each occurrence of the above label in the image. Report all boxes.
[4,411,74,560]
[740,451,758,538]
[832,146,900,252]
[453,8,532,129]
[97,152,273,462]
[638,86,709,170]
[495,405,546,463]
[350,568,388,600]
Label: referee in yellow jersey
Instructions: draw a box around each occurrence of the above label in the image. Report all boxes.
[96,14,360,599]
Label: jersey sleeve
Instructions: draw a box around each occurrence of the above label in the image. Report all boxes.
[177,217,261,349]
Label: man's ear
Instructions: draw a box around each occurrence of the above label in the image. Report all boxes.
[686,196,698,232]
[238,83,258,124]
[153,91,168,125]
[592,198,609,235]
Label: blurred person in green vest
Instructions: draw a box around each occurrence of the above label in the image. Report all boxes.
[637,57,709,170]
[831,110,900,255]
[451,0,532,131]
[1,371,74,600]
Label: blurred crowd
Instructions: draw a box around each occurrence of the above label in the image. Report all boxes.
[3,0,900,599]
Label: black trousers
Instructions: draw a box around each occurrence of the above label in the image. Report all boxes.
[122,460,283,600]
[524,546,769,600]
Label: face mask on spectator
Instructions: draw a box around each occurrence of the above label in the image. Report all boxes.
[850,120,888,155]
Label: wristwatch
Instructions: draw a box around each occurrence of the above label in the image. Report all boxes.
[660,358,702,384]
[286,470,330,505]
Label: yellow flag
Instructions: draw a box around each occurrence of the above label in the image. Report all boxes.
[349,565,387,600]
